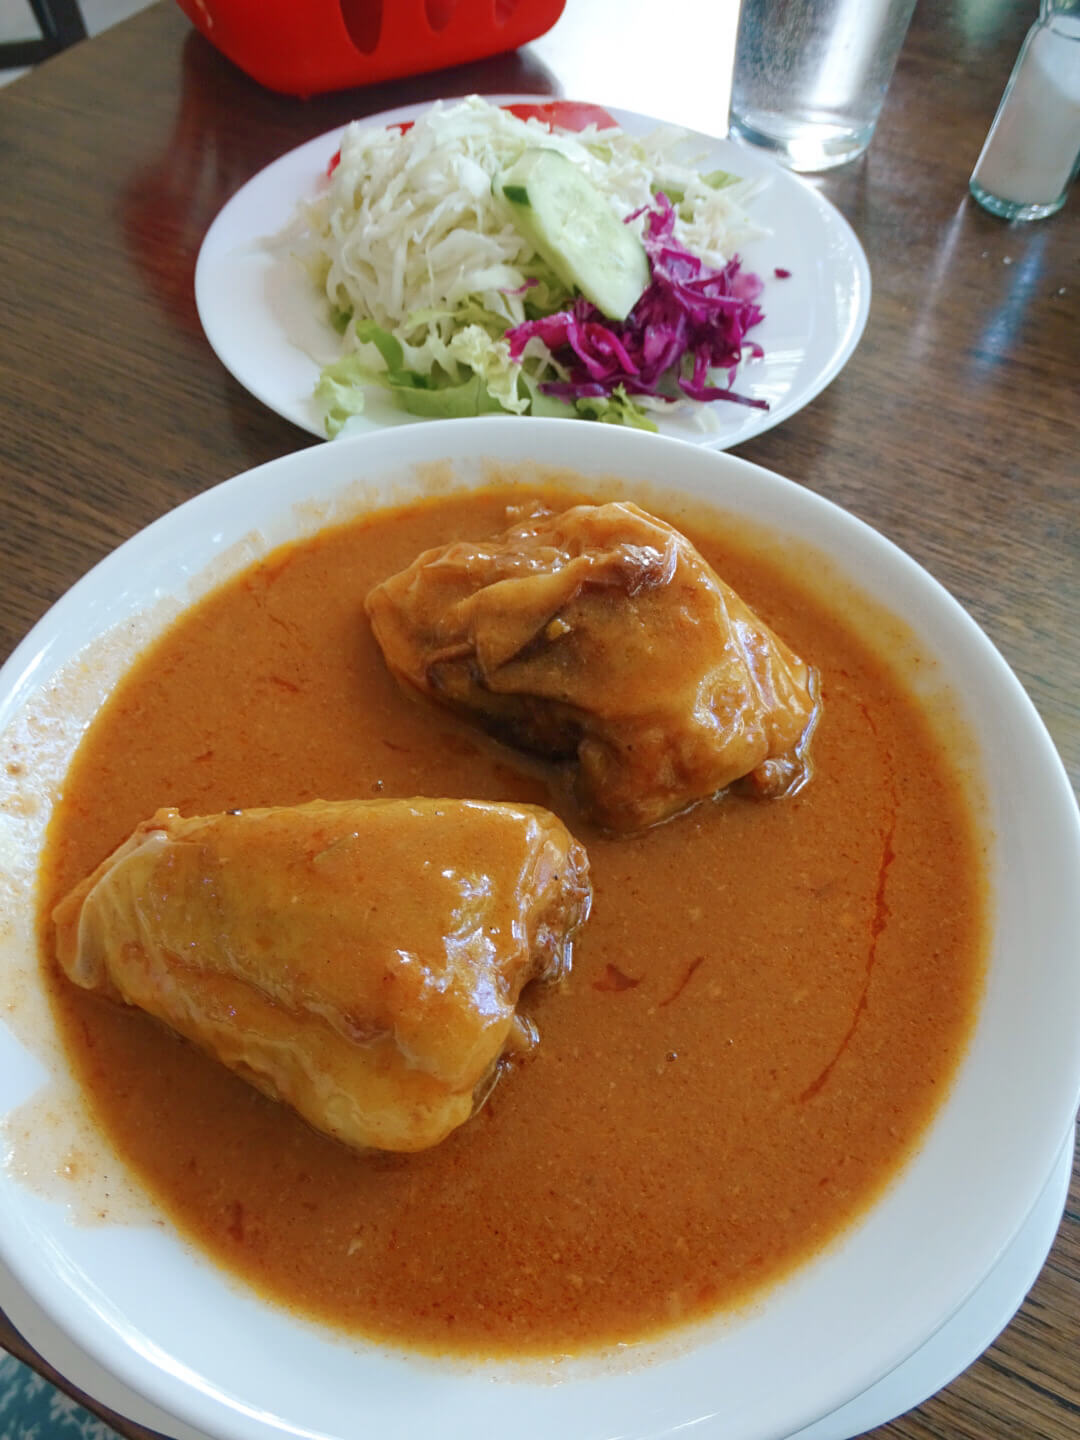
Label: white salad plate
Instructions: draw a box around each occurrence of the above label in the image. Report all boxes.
[1,419,1078,1440]
[194,96,871,447]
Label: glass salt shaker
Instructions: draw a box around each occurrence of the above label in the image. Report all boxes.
[969,0,1080,221]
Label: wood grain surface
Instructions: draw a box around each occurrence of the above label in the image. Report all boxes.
[0,2,1077,1438]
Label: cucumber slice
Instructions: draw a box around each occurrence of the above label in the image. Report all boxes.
[494,148,650,321]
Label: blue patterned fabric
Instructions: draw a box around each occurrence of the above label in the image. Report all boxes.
[0,1353,124,1440]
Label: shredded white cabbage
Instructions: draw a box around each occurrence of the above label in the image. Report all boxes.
[286,95,765,431]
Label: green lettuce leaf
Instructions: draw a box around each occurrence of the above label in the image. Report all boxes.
[517,370,577,418]
[314,355,373,437]
[573,385,658,431]
[391,372,506,419]
[354,319,405,371]
[446,326,526,414]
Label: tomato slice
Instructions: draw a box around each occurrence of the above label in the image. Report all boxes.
[502,100,618,132]
[326,101,617,176]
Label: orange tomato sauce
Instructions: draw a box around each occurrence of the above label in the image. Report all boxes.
[38,485,986,1356]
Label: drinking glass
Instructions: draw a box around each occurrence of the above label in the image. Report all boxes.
[729,0,919,171]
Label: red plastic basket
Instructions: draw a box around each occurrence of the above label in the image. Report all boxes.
[174,0,567,98]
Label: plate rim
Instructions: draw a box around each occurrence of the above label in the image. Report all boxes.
[1,1128,1073,1440]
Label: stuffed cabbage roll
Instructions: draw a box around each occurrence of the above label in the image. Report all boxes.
[52,798,591,1153]
[366,501,820,832]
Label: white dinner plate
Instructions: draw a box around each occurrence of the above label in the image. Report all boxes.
[1,421,1078,1440]
[194,96,871,446]
[1,1127,1071,1440]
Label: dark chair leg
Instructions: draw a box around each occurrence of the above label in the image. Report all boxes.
[31,0,89,47]
[1,0,88,70]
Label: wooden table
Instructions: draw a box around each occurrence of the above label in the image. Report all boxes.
[0,2,1076,1437]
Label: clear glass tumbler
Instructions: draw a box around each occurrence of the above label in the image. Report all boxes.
[729,0,919,171]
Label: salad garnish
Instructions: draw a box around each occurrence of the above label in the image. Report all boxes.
[288,96,770,436]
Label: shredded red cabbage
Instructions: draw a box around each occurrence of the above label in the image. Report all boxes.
[506,194,769,411]
[498,277,540,297]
